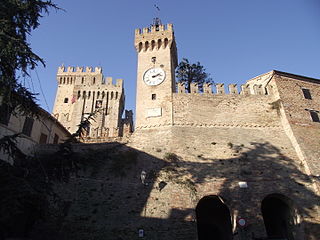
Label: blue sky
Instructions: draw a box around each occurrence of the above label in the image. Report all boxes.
[29,0,320,116]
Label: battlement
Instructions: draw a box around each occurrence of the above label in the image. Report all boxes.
[176,83,268,95]
[135,23,173,36]
[57,65,102,75]
[104,77,123,88]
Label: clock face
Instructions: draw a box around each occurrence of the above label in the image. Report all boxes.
[143,68,166,86]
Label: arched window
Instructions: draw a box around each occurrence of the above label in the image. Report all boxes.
[138,42,143,52]
[60,77,62,84]
[164,38,169,48]
[67,77,69,84]
[81,77,84,84]
[70,78,72,84]
[115,92,118,99]
[93,77,96,84]
[63,77,66,84]
[111,91,114,100]
[157,39,162,49]
[102,91,105,99]
[77,90,81,99]
[88,91,91,98]
[151,40,156,50]
[145,41,149,51]
[97,91,100,99]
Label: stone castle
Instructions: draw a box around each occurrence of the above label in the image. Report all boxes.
[53,66,133,141]
[48,20,320,240]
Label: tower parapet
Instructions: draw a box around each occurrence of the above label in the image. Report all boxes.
[175,83,269,96]
[57,65,102,75]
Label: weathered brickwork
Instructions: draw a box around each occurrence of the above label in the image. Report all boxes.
[33,21,320,240]
[52,66,133,140]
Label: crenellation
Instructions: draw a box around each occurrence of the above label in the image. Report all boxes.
[105,77,113,85]
[203,83,212,94]
[216,83,225,94]
[76,66,83,72]
[116,78,123,88]
[190,82,199,93]
[67,66,74,72]
[143,27,149,33]
[228,84,238,94]
[177,82,185,93]
[253,84,264,95]
[241,84,250,95]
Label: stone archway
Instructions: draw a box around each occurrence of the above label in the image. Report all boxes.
[196,195,233,240]
[261,194,297,240]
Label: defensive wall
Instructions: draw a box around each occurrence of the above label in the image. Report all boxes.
[28,71,320,240]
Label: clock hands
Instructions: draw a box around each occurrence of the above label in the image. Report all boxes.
[152,73,162,78]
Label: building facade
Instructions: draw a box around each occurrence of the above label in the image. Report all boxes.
[52,66,133,141]
[33,21,320,240]
[0,98,71,163]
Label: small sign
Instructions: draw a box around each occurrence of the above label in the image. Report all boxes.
[146,108,162,117]
[237,218,247,227]
[238,181,248,188]
[138,229,144,237]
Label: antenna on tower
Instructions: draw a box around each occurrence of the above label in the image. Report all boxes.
[151,2,162,31]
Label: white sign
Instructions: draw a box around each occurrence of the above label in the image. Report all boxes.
[146,108,162,118]
[238,181,248,188]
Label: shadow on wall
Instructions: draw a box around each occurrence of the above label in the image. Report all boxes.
[0,141,319,240]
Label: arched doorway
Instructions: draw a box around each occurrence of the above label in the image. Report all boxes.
[261,194,296,240]
[196,195,233,240]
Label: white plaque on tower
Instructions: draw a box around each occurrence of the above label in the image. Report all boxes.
[146,108,162,118]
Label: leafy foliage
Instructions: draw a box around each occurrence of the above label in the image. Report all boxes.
[0,0,59,116]
[175,58,212,93]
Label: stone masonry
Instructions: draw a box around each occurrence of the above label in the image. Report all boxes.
[37,21,320,240]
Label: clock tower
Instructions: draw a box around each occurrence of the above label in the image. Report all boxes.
[134,19,178,129]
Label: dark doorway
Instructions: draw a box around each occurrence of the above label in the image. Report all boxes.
[196,195,233,240]
[261,194,295,240]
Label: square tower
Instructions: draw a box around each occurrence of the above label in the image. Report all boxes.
[134,20,178,128]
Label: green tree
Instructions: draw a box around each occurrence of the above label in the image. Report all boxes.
[0,0,58,116]
[175,58,212,93]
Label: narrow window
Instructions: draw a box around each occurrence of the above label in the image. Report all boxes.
[22,117,34,137]
[78,91,81,99]
[0,104,12,126]
[152,94,156,100]
[88,91,91,98]
[310,111,320,122]
[81,77,84,84]
[63,77,66,84]
[111,92,114,100]
[302,88,312,100]
[39,133,48,144]
[157,39,162,49]
[151,40,156,50]
[138,42,143,52]
[164,38,169,48]
[115,92,118,99]
[53,134,59,144]
[60,77,62,84]
[64,98,69,103]
[93,77,96,84]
